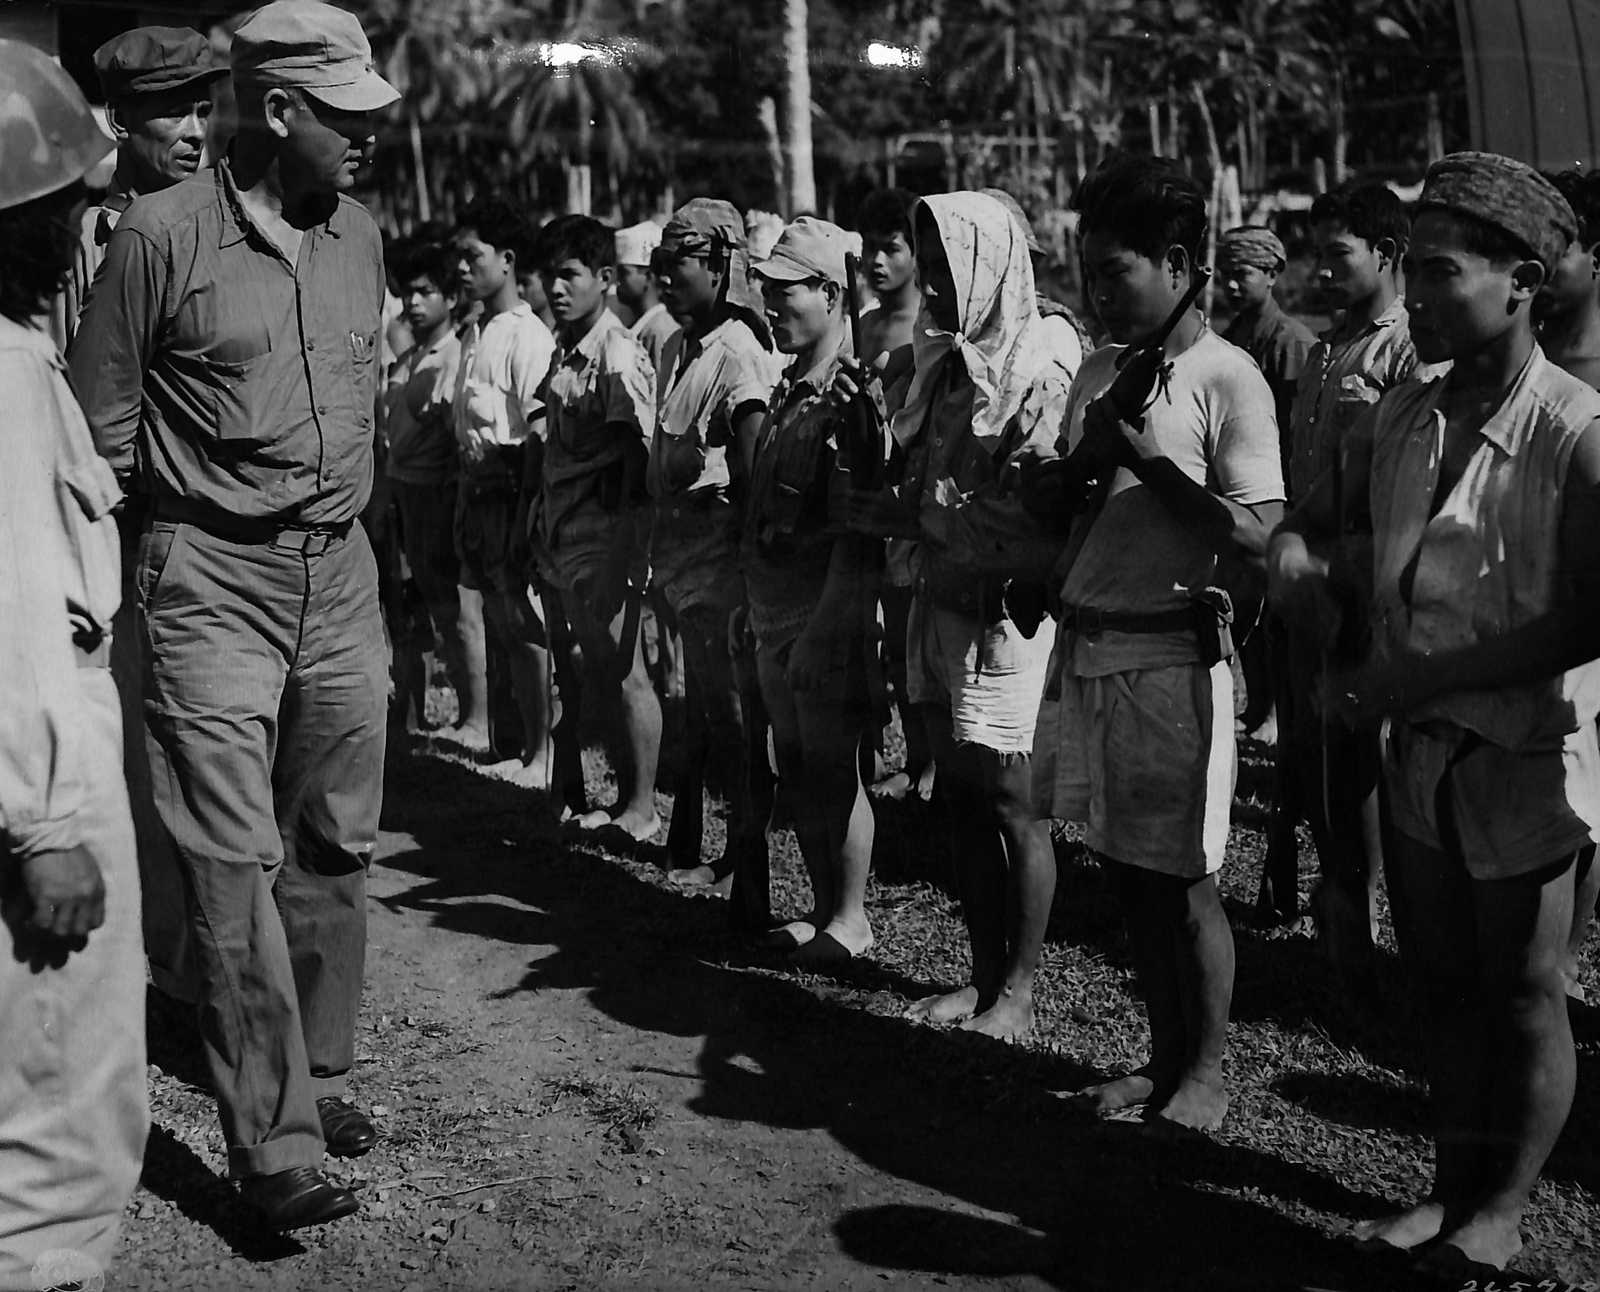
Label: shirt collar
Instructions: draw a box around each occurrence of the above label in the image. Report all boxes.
[560,308,621,369]
[215,158,344,251]
[779,330,852,399]
[1322,293,1408,347]
[1471,345,1544,457]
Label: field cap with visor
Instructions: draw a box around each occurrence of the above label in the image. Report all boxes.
[230,0,399,112]
[94,27,227,105]
[752,216,852,288]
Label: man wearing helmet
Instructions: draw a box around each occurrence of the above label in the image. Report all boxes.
[72,1,399,1232]
[0,40,147,1290]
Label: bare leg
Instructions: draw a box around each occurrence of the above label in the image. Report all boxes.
[905,703,980,1023]
[450,584,491,747]
[504,638,555,787]
[962,750,1053,1040]
[791,679,874,958]
[1071,862,1187,1117]
[1565,844,1597,1000]
[572,593,662,838]
[1153,873,1233,1131]
[1422,854,1578,1272]
[1355,831,1480,1252]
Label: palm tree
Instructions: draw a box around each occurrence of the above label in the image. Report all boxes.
[492,0,655,215]
[782,0,817,214]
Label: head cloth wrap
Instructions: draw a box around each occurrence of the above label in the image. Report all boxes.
[1417,151,1578,273]
[661,197,771,346]
[1217,225,1287,272]
[891,191,1051,448]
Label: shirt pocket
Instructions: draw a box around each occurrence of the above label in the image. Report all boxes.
[205,350,276,450]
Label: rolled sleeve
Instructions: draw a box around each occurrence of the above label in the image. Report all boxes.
[0,354,88,858]
[68,224,165,483]
[1209,365,1286,506]
[600,331,657,448]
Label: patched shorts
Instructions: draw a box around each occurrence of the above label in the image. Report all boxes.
[1034,660,1235,878]
[1385,718,1600,879]
[905,598,1052,756]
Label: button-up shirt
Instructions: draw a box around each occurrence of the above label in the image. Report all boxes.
[630,301,679,374]
[1222,295,1317,479]
[743,339,859,634]
[384,325,461,486]
[69,161,386,526]
[649,316,779,501]
[1288,296,1424,500]
[452,300,555,482]
[1369,346,1600,748]
[539,309,655,543]
[1,316,123,859]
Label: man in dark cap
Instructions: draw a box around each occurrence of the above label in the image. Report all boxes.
[1272,151,1600,1274]
[52,26,226,350]
[71,0,398,1232]
[63,26,228,1013]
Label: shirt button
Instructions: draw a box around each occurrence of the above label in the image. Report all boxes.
[307,340,317,351]
[317,405,328,415]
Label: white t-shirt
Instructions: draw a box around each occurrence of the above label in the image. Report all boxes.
[1059,326,1284,676]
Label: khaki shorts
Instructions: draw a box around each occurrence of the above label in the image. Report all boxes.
[1385,719,1600,879]
[1035,661,1235,877]
[905,598,1053,756]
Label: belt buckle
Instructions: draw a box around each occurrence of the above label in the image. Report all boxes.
[272,528,332,556]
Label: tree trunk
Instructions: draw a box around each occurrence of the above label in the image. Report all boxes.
[757,95,785,210]
[781,0,816,216]
[409,110,431,226]
[1147,99,1161,156]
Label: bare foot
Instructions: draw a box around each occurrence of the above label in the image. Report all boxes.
[579,808,661,842]
[1151,1075,1229,1132]
[667,866,732,898]
[869,770,914,801]
[764,920,819,951]
[1351,1200,1446,1252]
[1067,1069,1159,1117]
[813,919,873,958]
[490,757,552,790]
[905,985,979,1024]
[1421,1210,1524,1273]
[446,723,492,754]
[912,763,936,801]
[959,987,1033,1041]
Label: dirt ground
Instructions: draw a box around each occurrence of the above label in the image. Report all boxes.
[113,720,1600,1292]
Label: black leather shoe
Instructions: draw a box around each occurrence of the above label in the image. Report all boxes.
[317,1097,379,1158]
[238,1166,359,1231]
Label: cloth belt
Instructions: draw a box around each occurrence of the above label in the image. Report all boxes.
[1059,604,1196,635]
[155,501,355,554]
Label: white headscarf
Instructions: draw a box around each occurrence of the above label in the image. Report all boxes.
[890,191,1053,447]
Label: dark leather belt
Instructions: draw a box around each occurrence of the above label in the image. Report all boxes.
[1060,605,1196,635]
[156,503,354,554]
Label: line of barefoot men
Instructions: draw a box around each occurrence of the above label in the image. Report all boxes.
[3,10,1598,1288]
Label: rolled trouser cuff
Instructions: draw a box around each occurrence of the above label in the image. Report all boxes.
[228,1129,325,1180]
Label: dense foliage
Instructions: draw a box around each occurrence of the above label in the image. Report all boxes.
[352,0,1465,232]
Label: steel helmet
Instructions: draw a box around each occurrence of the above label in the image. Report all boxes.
[0,39,115,212]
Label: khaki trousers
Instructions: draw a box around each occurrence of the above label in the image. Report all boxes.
[140,521,387,1179]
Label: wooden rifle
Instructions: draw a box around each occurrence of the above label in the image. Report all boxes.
[841,252,893,738]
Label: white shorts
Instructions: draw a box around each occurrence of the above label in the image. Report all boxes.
[1034,661,1234,877]
[905,599,1053,756]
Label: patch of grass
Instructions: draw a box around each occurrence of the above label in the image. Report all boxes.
[540,1075,660,1133]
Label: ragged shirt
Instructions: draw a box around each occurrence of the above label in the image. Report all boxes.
[648,316,779,501]
[1368,345,1600,749]
[1288,296,1423,499]
[538,308,656,545]
[69,160,387,526]
[0,316,123,859]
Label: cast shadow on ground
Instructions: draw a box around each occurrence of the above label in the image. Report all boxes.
[372,749,1462,1292]
[138,1126,305,1263]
